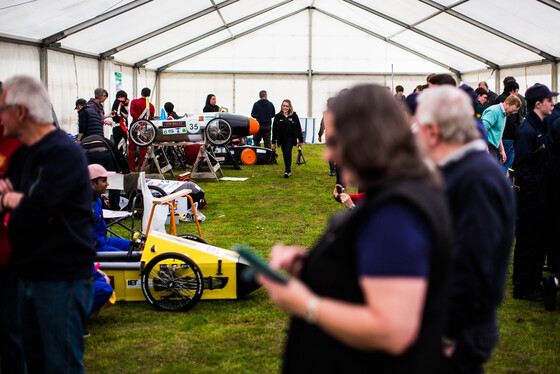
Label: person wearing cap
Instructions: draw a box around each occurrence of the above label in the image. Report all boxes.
[89,164,131,252]
[76,98,104,142]
[512,83,559,302]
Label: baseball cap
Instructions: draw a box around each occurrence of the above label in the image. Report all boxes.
[525,83,559,101]
[88,164,115,180]
[75,98,87,110]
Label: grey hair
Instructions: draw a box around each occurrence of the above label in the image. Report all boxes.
[3,75,53,124]
[94,88,108,99]
[416,86,479,144]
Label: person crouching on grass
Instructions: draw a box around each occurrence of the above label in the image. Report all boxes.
[89,164,131,252]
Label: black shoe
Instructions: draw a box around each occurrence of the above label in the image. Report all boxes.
[513,288,544,302]
[543,276,558,311]
[84,328,91,338]
[284,173,289,178]
[329,172,336,176]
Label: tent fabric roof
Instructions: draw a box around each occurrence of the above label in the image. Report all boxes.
[0,0,558,75]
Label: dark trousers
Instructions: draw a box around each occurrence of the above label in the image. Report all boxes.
[19,278,93,374]
[441,321,498,374]
[281,143,294,173]
[112,126,127,154]
[0,266,24,374]
[253,125,271,149]
[513,191,548,293]
[86,150,120,210]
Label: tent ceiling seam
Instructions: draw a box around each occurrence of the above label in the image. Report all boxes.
[210,0,233,37]
[157,7,309,72]
[99,0,239,58]
[42,0,153,47]
[343,0,499,69]
[419,0,558,63]
[314,7,462,76]
[133,0,293,68]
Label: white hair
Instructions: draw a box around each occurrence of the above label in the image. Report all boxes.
[3,75,53,124]
[416,85,478,144]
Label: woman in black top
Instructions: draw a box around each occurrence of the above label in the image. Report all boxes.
[258,85,453,373]
[111,90,128,152]
[272,100,304,178]
[203,94,219,113]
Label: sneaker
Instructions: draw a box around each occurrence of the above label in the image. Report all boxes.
[329,172,336,176]
[513,288,544,302]
[284,173,289,178]
[543,276,558,311]
[84,329,91,338]
[287,172,292,177]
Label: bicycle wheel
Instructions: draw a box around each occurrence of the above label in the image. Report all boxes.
[130,119,157,147]
[204,118,232,146]
[142,252,203,312]
[178,233,208,244]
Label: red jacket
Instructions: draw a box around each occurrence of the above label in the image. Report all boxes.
[0,126,22,265]
[130,97,155,122]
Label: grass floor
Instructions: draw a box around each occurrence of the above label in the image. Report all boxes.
[87,145,559,373]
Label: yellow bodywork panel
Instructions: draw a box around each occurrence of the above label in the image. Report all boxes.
[103,231,244,301]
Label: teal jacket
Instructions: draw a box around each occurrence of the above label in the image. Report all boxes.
[482,104,506,149]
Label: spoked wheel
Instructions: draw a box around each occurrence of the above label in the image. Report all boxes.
[178,233,208,244]
[130,119,157,147]
[204,118,232,146]
[142,253,203,312]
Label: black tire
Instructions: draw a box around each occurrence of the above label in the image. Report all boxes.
[178,234,208,244]
[142,252,203,312]
[204,118,232,146]
[149,185,167,198]
[130,119,157,147]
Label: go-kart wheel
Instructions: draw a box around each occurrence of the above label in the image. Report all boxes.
[240,148,257,165]
[178,234,208,244]
[204,118,232,146]
[130,119,157,147]
[142,252,203,312]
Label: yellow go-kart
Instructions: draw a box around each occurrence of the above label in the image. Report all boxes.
[97,190,259,312]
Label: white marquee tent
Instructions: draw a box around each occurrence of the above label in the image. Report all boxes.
[0,0,559,134]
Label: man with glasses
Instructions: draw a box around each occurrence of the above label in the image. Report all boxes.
[0,75,95,373]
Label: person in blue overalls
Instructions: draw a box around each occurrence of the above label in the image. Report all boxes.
[88,164,131,252]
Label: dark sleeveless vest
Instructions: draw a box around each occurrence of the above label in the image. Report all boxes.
[282,178,453,374]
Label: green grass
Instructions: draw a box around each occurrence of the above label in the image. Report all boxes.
[87,145,558,373]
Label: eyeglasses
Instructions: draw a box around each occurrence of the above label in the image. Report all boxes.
[0,104,19,114]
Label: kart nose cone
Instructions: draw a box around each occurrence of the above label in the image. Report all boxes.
[249,118,260,135]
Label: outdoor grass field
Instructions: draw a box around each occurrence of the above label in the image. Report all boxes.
[86,144,559,373]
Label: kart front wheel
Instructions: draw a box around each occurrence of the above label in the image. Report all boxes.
[142,252,203,312]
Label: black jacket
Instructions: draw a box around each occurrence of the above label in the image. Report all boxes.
[272,112,304,146]
[251,99,275,127]
[283,178,453,374]
[78,106,104,138]
[513,111,548,199]
[5,129,96,280]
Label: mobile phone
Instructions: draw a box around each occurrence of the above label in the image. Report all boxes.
[336,185,343,194]
[235,245,288,284]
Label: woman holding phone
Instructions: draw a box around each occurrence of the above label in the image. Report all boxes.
[258,85,453,373]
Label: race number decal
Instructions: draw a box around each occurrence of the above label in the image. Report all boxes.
[127,279,142,288]
[187,121,200,133]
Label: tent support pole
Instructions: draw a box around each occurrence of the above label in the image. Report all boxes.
[307,8,313,117]
[39,47,48,89]
[232,74,236,113]
[98,59,104,88]
[552,63,558,94]
[494,69,501,94]
[133,68,138,98]
[155,71,161,115]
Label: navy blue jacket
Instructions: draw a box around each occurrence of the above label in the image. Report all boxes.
[78,106,104,138]
[513,111,548,199]
[441,146,514,338]
[5,129,95,280]
[251,99,275,127]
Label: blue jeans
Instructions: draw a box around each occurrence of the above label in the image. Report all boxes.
[19,278,93,374]
[280,143,294,173]
[0,266,24,374]
[499,139,514,173]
